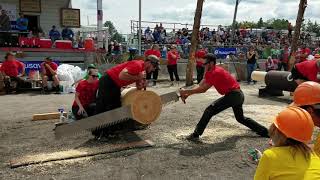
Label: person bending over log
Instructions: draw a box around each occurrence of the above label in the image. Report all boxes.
[291,58,320,85]
[72,69,99,120]
[94,55,160,139]
[179,53,269,141]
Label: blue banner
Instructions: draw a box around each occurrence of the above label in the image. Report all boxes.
[213,48,237,59]
[24,61,60,75]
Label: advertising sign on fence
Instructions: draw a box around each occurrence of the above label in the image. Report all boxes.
[24,61,60,74]
[214,48,237,59]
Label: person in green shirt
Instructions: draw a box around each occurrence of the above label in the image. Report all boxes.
[83,64,102,80]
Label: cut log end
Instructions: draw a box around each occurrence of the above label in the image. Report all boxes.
[122,88,162,124]
[251,71,267,82]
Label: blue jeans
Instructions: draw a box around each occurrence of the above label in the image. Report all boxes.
[247,63,256,83]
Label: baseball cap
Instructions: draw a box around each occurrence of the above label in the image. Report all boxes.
[4,52,15,59]
[45,57,52,61]
[204,53,217,65]
[88,64,97,69]
[146,55,160,69]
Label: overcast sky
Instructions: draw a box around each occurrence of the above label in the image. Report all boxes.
[72,0,320,34]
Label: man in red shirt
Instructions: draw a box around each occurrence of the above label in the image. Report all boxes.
[278,45,289,71]
[72,69,99,120]
[179,53,269,141]
[94,55,159,138]
[144,44,161,86]
[167,45,180,85]
[40,57,60,93]
[0,52,25,92]
[291,59,320,85]
[195,45,206,83]
[298,44,311,63]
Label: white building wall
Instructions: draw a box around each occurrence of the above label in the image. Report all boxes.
[40,0,69,34]
[0,0,70,36]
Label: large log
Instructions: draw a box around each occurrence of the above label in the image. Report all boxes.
[54,88,163,138]
[251,71,298,92]
[121,88,162,125]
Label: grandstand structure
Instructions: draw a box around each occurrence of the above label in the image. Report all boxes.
[128,20,227,48]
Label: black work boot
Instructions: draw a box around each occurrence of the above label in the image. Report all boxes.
[186,132,200,142]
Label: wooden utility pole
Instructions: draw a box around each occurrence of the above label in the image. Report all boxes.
[185,0,205,86]
[288,0,308,71]
[231,0,240,44]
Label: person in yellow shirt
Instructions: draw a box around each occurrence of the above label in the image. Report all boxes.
[254,107,320,180]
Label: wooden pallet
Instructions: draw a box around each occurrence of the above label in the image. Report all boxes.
[10,140,154,168]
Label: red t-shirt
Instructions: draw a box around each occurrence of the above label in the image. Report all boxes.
[195,50,206,66]
[106,60,145,88]
[295,60,320,82]
[0,60,24,77]
[300,48,311,62]
[204,66,240,95]
[41,61,58,76]
[167,51,179,65]
[73,80,99,108]
[144,49,161,58]
[282,49,289,63]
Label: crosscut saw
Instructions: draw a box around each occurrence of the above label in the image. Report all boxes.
[54,90,180,139]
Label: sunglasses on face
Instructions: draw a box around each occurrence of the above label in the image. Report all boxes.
[91,75,99,78]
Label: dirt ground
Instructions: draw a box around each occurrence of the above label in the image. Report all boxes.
[0,82,302,180]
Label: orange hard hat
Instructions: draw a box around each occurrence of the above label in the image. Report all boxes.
[291,81,320,106]
[274,107,314,143]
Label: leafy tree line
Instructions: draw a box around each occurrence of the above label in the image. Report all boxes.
[233,18,320,37]
[104,21,125,42]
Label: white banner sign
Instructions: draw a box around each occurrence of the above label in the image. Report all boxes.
[0,3,17,21]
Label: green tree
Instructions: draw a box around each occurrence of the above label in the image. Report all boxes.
[271,19,288,30]
[238,21,256,28]
[104,21,125,42]
[257,17,264,28]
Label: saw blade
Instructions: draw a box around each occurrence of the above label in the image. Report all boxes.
[160,91,180,105]
[54,105,133,139]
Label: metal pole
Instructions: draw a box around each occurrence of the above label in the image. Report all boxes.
[138,0,142,55]
[231,0,239,45]
[97,0,103,48]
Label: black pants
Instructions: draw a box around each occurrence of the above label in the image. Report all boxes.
[0,32,10,47]
[196,66,205,84]
[96,74,121,114]
[4,76,25,93]
[167,64,180,82]
[72,103,96,120]
[146,69,158,84]
[277,62,288,71]
[193,90,269,137]
[94,74,139,136]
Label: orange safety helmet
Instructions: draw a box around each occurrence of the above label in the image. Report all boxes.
[291,81,320,106]
[274,107,314,143]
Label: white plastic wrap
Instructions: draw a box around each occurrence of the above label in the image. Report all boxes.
[57,64,86,93]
